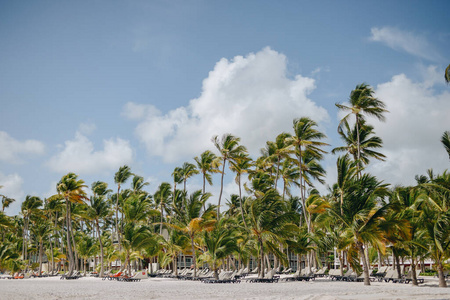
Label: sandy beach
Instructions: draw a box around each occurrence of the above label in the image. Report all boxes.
[0,276,449,300]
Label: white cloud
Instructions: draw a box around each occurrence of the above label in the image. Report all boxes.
[367,68,450,185]
[0,131,45,163]
[0,172,25,215]
[128,47,329,162]
[369,27,442,62]
[47,131,134,174]
[78,122,97,135]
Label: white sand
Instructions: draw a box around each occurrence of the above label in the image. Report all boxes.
[0,276,449,300]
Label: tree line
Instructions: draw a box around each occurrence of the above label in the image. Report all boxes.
[1,83,450,287]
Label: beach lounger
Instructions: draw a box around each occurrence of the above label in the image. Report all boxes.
[397,269,424,284]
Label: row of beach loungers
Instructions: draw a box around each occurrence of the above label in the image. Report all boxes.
[0,266,429,284]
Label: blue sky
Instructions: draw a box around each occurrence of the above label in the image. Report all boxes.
[1,0,449,215]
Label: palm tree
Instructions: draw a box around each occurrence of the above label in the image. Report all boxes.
[247,189,297,278]
[154,182,172,235]
[279,159,300,200]
[420,172,450,287]
[194,150,221,195]
[1,196,15,213]
[332,119,386,168]
[336,83,387,172]
[130,175,149,195]
[87,186,111,277]
[30,215,52,275]
[262,132,292,190]
[53,172,88,276]
[285,117,328,231]
[167,190,215,277]
[114,165,133,247]
[333,154,358,216]
[212,134,247,219]
[199,217,238,280]
[21,195,43,264]
[76,233,98,275]
[441,131,450,160]
[327,173,390,285]
[229,152,252,230]
[180,162,199,193]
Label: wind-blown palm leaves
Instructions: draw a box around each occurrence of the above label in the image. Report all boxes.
[332,119,386,168]
[114,165,133,248]
[212,133,247,219]
[53,172,88,276]
[87,181,112,277]
[154,182,172,235]
[441,131,450,160]
[247,188,297,278]
[199,217,238,280]
[419,172,450,287]
[167,190,216,277]
[336,83,387,173]
[286,117,328,231]
[327,173,390,285]
[194,150,220,196]
[1,196,15,213]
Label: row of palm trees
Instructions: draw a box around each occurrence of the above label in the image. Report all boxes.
[0,83,449,287]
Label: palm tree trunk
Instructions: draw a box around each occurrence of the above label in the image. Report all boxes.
[259,238,264,278]
[438,260,447,287]
[38,240,43,275]
[65,200,74,276]
[96,220,104,277]
[116,186,121,250]
[191,236,197,277]
[274,157,280,190]
[237,175,248,230]
[411,259,418,286]
[217,158,227,220]
[358,243,371,286]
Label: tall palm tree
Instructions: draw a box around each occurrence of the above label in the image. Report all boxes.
[167,190,215,277]
[180,162,199,193]
[419,172,450,287]
[332,119,386,168]
[53,172,88,276]
[30,213,51,275]
[247,189,297,278]
[199,217,238,280]
[87,185,111,277]
[21,195,43,264]
[285,117,328,231]
[212,134,247,219]
[114,165,133,247]
[130,175,149,195]
[1,196,15,213]
[333,154,358,216]
[262,132,292,190]
[229,152,252,230]
[336,83,387,172]
[194,150,221,195]
[279,159,300,200]
[154,182,172,235]
[327,173,390,285]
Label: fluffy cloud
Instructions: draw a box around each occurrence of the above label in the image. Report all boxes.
[47,131,134,174]
[0,172,25,215]
[0,131,45,163]
[369,27,442,62]
[127,47,329,162]
[368,67,450,185]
